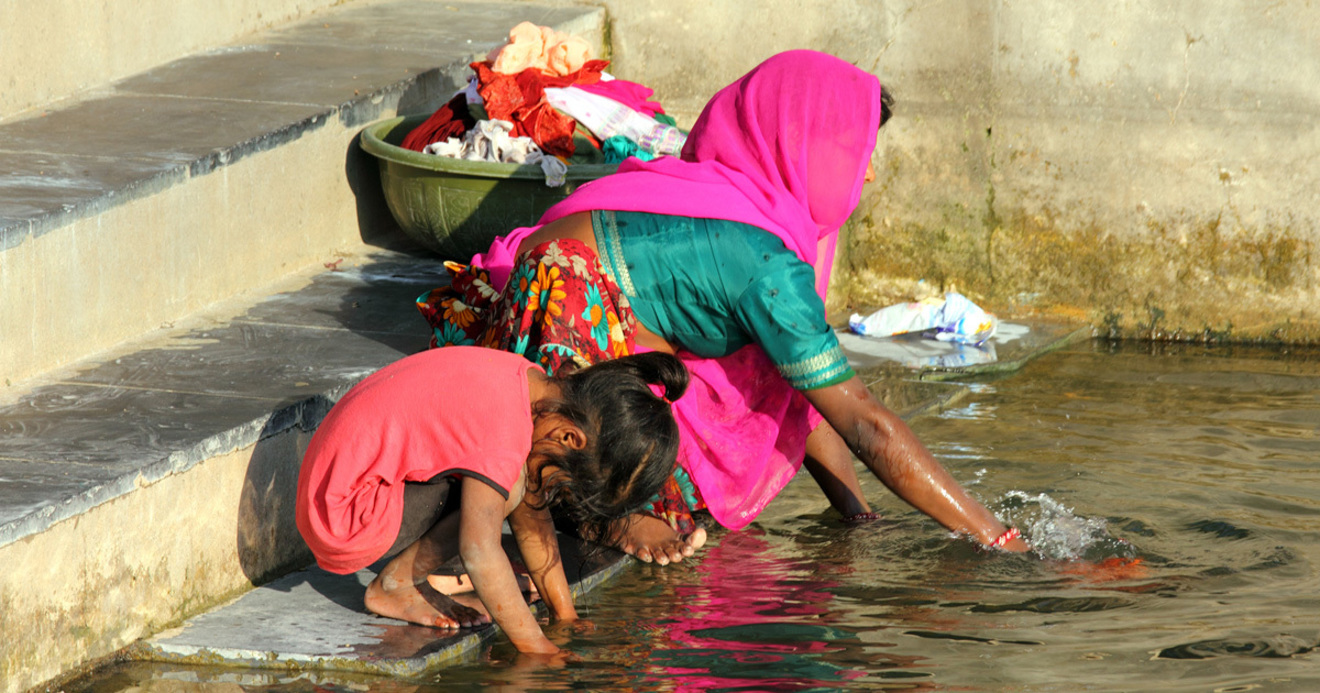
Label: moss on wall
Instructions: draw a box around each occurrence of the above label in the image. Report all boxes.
[836,191,1318,344]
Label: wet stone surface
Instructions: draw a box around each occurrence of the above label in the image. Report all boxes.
[134,534,627,676]
[0,251,443,548]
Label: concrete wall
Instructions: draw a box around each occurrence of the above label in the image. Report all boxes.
[0,427,314,691]
[580,0,1320,342]
[0,0,346,121]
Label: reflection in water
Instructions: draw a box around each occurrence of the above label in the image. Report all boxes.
[67,345,1320,692]
[640,530,923,692]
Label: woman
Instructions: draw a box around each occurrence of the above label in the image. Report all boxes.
[420,50,1028,563]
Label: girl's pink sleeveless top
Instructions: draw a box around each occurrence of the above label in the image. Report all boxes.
[296,346,536,573]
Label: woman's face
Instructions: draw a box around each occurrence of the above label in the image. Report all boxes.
[864,161,876,183]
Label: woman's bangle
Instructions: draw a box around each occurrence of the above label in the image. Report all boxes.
[990,527,1020,548]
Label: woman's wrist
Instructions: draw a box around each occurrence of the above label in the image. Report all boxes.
[989,526,1020,549]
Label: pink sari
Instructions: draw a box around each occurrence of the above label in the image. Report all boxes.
[473,50,883,529]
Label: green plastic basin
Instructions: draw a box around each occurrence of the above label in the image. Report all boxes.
[360,115,618,260]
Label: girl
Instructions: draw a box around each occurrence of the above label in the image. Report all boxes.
[295,346,688,654]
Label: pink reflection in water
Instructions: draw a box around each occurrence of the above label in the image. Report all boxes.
[640,528,927,692]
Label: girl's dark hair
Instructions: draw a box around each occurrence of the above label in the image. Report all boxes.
[880,86,895,129]
[529,352,689,542]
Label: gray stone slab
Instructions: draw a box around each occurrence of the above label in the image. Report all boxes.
[0,93,327,170]
[0,458,124,531]
[0,151,186,246]
[61,254,440,399]
[0,382,283,467]
[842,319,1092,419]
[0,152,188,252]
[0,0,604,249]
[63,321,415,402]
[0,382,336,547]
[234,256,448,334]
[113,43,446,110]
[135,534,628,676]
[0,252,444,547]
[840,319,1090,378]
[110,0,601,109]
[268,1,591,55]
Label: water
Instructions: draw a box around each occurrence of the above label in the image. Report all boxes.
[70,343,1320,692]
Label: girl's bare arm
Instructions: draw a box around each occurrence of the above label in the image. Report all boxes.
[803,376,1028,551]
[508,501,577,621]
[458,477,559,654]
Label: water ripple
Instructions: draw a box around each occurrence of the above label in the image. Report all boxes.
[1155,634,1317,660]
[969,595,1133,613]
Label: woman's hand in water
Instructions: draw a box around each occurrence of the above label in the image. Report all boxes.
[997,534,1031,553]
[979,524,1031,553]
[805,376,1031,552]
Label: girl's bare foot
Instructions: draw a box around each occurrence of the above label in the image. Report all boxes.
[364,573,491,629]
[616,514,707,566]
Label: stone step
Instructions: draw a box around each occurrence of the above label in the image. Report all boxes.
[133,534,628,677]
[0,0,604,387]
[0,2,605,690]
[0,249,446,692]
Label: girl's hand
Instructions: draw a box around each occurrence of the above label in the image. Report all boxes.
[566,617,596,636]
[546,616,595,637]
[513,648,576,669]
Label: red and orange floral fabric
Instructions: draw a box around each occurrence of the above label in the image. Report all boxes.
[417,239,707,532]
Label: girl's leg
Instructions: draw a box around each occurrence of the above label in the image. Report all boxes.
[363,481,491,629]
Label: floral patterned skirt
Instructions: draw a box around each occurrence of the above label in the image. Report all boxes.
[417,238,708,534]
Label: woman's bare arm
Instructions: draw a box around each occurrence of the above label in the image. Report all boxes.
[802,421,873,518]
[803,376,1028,551]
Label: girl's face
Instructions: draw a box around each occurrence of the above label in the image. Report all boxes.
[530,412,586,451]
[526,413,587,493]
[864,161,876,183]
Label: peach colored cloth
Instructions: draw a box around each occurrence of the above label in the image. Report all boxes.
[487,21,593,76]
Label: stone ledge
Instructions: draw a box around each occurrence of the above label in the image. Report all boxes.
[0,250,446,693]
[0,0,605,385]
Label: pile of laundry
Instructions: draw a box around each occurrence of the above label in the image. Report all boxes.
[401,22,686,186]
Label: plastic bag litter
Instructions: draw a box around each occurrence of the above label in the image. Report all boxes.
[847,292,998,346]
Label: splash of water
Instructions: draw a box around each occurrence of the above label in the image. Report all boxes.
[995,491,1135,561]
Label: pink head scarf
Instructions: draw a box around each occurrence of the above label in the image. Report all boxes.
[473,49,883,297]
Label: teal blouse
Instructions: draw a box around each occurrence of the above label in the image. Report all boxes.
[592,210,854,390]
